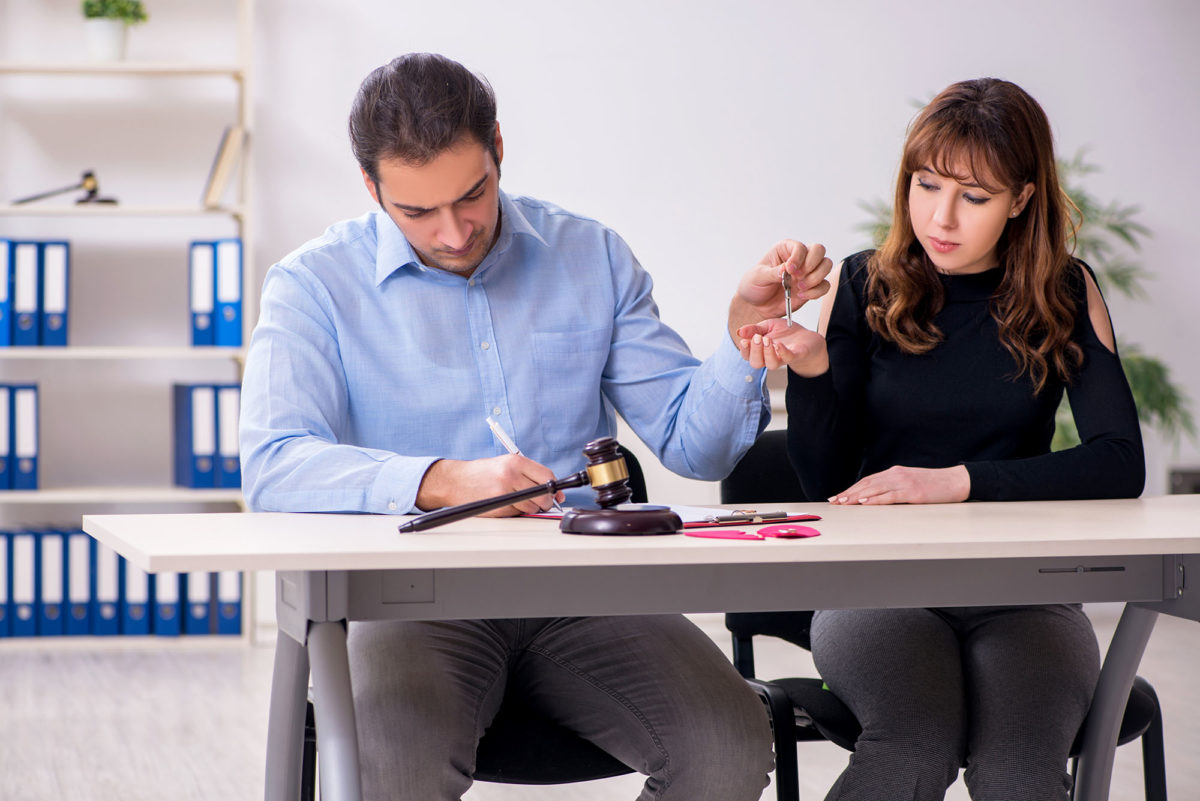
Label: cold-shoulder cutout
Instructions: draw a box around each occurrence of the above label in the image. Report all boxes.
[1078,263,1117,354]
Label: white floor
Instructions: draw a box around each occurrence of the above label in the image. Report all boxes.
[0,605,1195,800]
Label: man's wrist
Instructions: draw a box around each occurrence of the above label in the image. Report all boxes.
[415,458,450,511]
[727,296,762,342]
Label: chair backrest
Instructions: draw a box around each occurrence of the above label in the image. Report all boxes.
[619,443,649,504]
[719,429,805,505]
[475,698,631,784]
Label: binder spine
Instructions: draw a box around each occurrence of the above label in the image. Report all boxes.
[152,572,182,636]
[0,239,12,347]
[12,242,39,347]
[39,241,70,346]
[11,384,38,490]
[184,571,214,634]
[120,557,151,635]
[12,532,36,636]
[173,384,216,488]
[0,530,9,637]
[214,238,243,347]
[216,570,242,635]
[36,530,65,636]
[91,539,120,636]
[189,241,216,347]
[66,530,92,635]
[216,384,241,488]
[0,385,10,489]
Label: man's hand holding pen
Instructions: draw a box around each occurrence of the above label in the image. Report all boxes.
[414,454,565,517]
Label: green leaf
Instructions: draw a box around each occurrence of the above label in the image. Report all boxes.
[1092,261,1149,301]
[1053,399,1080,451]
[82,0,148,23]
[854,199,892,247]
[1120,347,1197,442]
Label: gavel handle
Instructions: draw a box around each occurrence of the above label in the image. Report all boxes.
[12,180,86,205]
[397,470,590,533]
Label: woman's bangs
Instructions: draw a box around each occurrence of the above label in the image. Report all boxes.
[905,125,1010,194]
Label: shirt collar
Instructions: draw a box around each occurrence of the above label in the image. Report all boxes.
[373,190,548,286]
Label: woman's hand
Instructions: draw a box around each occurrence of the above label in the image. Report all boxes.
[728,240,832,340]
[736,318,829,375]
[828,465,971,505]
[737,239,832,317]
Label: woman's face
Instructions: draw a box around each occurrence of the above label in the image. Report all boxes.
[908,164,1033,275]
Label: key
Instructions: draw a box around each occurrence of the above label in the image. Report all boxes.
[782,271,792,327]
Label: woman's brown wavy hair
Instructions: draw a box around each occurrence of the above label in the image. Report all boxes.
[866,78,1082,393]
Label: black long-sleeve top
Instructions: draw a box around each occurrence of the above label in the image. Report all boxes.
[786,250,1145,502]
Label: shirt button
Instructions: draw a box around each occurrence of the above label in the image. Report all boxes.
[387,501,397,511]
[480,341,490,350]
[745,375,754,383]
[493,407,502,416]
[468,279,476,287]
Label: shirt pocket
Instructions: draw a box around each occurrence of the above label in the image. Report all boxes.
[532,328,610,451]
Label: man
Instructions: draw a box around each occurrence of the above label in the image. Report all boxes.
[241,52,830,800]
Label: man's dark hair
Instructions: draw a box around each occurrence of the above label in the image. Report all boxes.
[349,53,498,184]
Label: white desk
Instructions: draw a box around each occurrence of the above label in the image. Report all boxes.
[83,495,1200,801]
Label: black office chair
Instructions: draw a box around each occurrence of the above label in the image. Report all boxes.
[299,445,649,797]
[720,429,1168,801]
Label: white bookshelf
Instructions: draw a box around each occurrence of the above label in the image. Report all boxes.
[0,346,245,361]
[0,1,258,638]
[0,204,245,219]
[0,60,243,77]
[0,487,244,504]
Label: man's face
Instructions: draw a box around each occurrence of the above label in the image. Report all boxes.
[365,130,503,278]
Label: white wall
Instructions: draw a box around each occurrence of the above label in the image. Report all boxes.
[2,1,1197,521]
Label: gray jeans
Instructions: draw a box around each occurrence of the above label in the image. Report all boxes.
[348,614,774,800]
[811,604,1100,801]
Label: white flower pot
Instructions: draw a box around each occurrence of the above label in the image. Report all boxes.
[84,18,129,62]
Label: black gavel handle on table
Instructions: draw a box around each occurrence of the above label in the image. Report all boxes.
[397,470,589,533]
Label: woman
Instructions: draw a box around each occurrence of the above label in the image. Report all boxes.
[736,78,1144,800]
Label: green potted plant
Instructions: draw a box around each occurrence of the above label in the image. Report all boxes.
[82,0,149,62]
[855,149,1195,454]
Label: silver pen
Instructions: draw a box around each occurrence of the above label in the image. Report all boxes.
[486,416,563,513]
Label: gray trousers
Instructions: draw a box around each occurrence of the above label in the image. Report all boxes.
[811,605,1100,801]
[348,614,774,800]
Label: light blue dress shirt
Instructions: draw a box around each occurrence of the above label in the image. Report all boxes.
[239,191,769,513]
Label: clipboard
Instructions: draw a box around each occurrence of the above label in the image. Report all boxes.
[682,512,821,529]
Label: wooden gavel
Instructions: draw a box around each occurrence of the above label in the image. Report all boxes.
[397,437,633,533]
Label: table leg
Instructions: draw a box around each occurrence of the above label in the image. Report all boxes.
[1073,604,1159,801]
[309,620,363,801]
[265,628,310,801]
